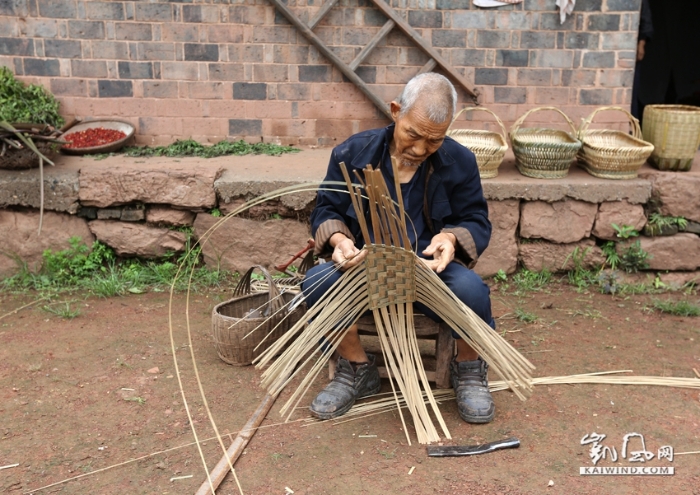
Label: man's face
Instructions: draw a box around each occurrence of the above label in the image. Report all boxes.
[390,100,451,167]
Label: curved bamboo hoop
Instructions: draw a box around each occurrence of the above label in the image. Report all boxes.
[448,106,508,178]
[578,105,642,140]
[451,106,508,141]
[509,105,578,140]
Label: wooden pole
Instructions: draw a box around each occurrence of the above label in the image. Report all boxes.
[194,392,279,495]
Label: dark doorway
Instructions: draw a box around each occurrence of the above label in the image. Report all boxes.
[633,0,700,120]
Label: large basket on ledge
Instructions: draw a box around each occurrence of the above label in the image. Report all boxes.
[211,266,305,366]
[642,104,700,172]
[447,107,508,179]
[577,106,654,180]
[510,106,582,179]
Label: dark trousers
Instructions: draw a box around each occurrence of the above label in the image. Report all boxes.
[301,261,496,338]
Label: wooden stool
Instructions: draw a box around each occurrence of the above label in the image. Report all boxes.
[328,313,455,389]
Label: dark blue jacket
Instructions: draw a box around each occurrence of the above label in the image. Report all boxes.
[310,124,491,268]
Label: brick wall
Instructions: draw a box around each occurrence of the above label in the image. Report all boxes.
[0,0,641,145]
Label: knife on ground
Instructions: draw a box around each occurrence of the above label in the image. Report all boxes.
[427,437,520,457]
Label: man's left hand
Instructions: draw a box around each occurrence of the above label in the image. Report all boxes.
[422,233,456,273]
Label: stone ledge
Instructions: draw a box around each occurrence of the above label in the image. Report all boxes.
[0,164,80,214]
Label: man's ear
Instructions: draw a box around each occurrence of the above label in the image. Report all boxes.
[390,101,401,122]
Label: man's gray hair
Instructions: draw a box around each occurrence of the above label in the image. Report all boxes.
[397,73,458,124]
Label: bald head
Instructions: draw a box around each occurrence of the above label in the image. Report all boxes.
[396,73,457,124]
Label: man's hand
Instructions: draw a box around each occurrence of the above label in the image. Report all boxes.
[637,39,646,61]
[422,232,456,273]
[330,233,366,271]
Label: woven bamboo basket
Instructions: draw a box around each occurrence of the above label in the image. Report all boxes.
[510,106,582,179]
[642,104,700,171]
[577,106,654,180]
[447,107,508,179]
[212,266,305,366]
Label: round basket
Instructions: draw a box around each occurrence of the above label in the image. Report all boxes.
[642,104,700,172]
[0,139,59,170]
[447,107,508,179]
[211,266,305,366]
[61,119,135,155]
[577,106,654,180]
[510,106,582,179]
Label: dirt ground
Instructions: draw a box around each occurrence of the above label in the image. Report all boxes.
[1,281,699,495]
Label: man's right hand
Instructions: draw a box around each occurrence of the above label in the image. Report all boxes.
[330,233,366,271]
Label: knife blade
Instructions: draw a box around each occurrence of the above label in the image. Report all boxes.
[427,437,520,457]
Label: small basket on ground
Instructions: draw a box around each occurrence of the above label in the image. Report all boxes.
[510,106,582,179]
[212,265,305,366]
[577,106,654,180]
[447,107,508,179]
[642,104,700,172]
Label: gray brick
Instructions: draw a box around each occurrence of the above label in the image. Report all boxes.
[475,68,508,85]
[517,68,551,86]
[118,61,153,79]
[451,11,493,29]
[601,32,637,50]
[565,32,599,50]
[97,208,121,220]
[408,10,442,28]
[494,87,526,104]
[182,5,219,23]
[476,30,510,48]
[24,58,59,76]
[208,63,246,81]
[233,82,267,100]
[12,57,23,75]
[432,29,465,48]
[496,50,529,67]
[575,0,603,10]
[184,43,218,62]
[90,40,128,60]
[606,0,641,11]
[561,69,596,87]
[363,9,388,26]
[496,12,531,30]
[436,0,471,8]
[276,83,310,100]
[533,49,574,68]
[85,2,124,20]
[229,119,262,136]
[299,65,330,82]
[98,80,132,97]
[135,3,173,22]
[523,0,552,10]
[0,37,34,56]
[520,31,556,49]
[136,42,175,61]
[579,88,613,105]
[37,0,76,18]
[44,39,82,59]
[452,49,486,66]
[142,81,178,98]
[115,22,152,41]
[50,78,87,96]
[71,59,108,78]
[587,14,620,31]
[540,13,576,30]
[120,208,145,222]
[77,207,97,220]
[0,0,28,16]
[68,20,105,40]
[582,51,615,68]
[345,66,375,84]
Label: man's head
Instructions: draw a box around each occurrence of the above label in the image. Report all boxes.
[390,73,457,167]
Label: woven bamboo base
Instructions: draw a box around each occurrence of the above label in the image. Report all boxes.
[578,161,641,180]
[649,156,694,172]
[515,161,571,179]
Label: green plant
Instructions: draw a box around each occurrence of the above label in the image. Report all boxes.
[651,299,700,317]
[42,302,81,319]
[648,213,688,230]
[618,240,649,273]
[0,67,64,127]
[210,208,222,217]
[611,223,639,239]
[601,241,621,270]
[122,139,300,158]
[515,307,538,323]
[512,269,552,294]
[564,246,599,291]
[494,269,508,283]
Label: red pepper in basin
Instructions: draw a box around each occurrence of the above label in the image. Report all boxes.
[63,127,127,149]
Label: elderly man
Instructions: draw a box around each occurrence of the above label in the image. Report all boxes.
[302,73,496,424]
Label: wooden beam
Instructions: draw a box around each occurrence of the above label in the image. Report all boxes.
[417,58,437,75]
[368,0,477,100]
[308,0,340,30]
[270,0,392,119]
[349,19,395,71]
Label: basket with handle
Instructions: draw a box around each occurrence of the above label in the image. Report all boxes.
[510,106,582,179]
[642,104,700,172]
[577,106,654,180]
[211,265,305,366]
[447,107,509,179]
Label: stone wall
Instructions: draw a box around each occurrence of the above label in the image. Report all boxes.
[2,153,699,285]
[1,0,640,145]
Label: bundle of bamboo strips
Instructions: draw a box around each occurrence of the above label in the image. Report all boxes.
[255,161,534,444]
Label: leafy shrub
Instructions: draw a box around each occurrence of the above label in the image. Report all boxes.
[0,67,64,127]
